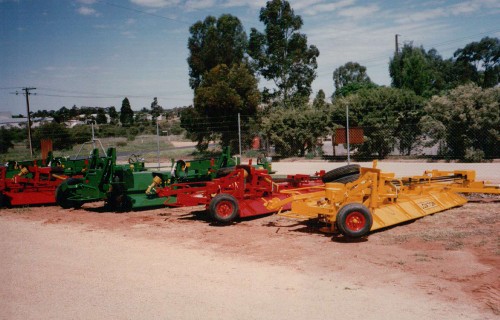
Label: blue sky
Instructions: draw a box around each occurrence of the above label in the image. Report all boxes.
[1,0,499,114]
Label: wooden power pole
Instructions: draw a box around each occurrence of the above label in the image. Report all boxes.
[17,87,36,159]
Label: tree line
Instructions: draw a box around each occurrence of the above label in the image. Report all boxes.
[0,97,185,154]
[1,0,498,160]
[180,0,499,160]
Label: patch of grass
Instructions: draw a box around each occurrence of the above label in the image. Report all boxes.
[414,253,430,262]
[444,241,464,250]
[12,207,32,214]
[418,229,471,242]
[474,240,488,247]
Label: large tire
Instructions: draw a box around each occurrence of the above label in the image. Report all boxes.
[332,173,360,184]
[215,167,235,178]
[0,193,11,208]
[107,183,132,212]
[55,178,83,209]
[322,164,360,183]
[336,203,373,238]
[112,194,132,212]
[209,194,239,223]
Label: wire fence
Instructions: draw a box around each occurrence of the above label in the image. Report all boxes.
[1,117,498,163]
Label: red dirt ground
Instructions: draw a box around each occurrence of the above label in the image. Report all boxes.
[1,197,498,317]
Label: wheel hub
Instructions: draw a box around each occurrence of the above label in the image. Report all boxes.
[345,211,366,231]
[216,201,233,218]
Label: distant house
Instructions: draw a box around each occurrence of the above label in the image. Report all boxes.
[0,112,28,128]
[31,117,54,128]
[0,111,54,128]
[65,119,86,128]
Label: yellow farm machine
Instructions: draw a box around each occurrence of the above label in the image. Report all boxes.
[265,161,500,238]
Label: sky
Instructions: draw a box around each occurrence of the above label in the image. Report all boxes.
[0,0,499,115]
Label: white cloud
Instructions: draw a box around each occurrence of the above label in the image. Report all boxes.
[77,0,97,4]
[337,4,379,19]
[394,7,446,23]
[185,0,216,10]
[121,31,136,38]
[394,0,500,24]
[130,0,180,8]
[222,0,266,8]
[301,0,356,16]
[77,6,99,16]
[305,17,457,94]
[290,0,324,11]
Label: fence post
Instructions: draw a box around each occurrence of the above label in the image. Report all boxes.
[346,104,350,164]
[238,113,242,155]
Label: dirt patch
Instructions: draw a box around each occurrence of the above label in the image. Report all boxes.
[1,200,499,317]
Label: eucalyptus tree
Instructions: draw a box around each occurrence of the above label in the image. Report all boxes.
[187,14,247,90]
[248,0,319,107]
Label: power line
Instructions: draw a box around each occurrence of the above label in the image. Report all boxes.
[0,87,24,90]
[33,86,193,100]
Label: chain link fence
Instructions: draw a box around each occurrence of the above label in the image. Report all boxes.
[1,116,498,163]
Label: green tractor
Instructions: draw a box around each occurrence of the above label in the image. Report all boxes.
[3,151,88,179]
[55,147,239,211]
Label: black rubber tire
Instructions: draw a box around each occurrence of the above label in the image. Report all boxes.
[322,164,360,183]
[107,183,132,212]
[0,193,10,208]
[55,178,83,209]
[209,194,239,223]
[331,173,360,184]
[113,195,132,212]
[215,167,234,178]
[336,203,373,238]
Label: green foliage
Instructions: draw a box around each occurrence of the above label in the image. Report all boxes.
[463,148,485,163]
[169,121,184,135]
[120,97,134,126]
[108,106,119,124]
[421,83,499,159]
[127,127,139,140]
[248,0,319,106]
[0,127,14,153]
[5,127,26,143]
[389,38,499,98]
[454,37,499,88]
[180,106,207,150]
[390,44,438,97]
[333,62,373,98]
[187,14,247,90]
[334,87,425,158]
[96,108,107,124]
[97,124,127,138]
[184,63,261,151]
[312,89,328,109]
[70,125,92,145]
[150,97,163,123]
[32,122,72,151]
[134,112,149,126]
[261,105,328,156]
